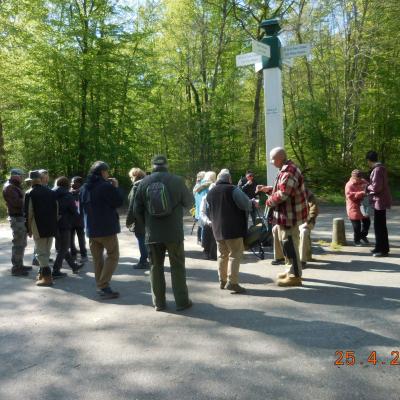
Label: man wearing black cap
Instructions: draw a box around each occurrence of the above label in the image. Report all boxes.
[80,161,123,299]
[134,155,193,311]
[24,170,58,286]
[2,169,29,276]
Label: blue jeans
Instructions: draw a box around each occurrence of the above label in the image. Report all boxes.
[136,234,149,263]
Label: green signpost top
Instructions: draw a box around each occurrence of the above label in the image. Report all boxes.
[260,19,282,69]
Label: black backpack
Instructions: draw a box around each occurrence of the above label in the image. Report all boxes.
[146,180,172,217]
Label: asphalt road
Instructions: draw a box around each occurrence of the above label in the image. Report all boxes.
[0,206,399,400]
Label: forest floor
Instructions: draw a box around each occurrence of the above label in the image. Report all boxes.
[0,206,399,400]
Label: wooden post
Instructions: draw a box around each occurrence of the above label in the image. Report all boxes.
[332,218,347,245]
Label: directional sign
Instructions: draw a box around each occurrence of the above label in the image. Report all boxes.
[252,39,270,58]
[236,52,262,67]
[282,43,311,59]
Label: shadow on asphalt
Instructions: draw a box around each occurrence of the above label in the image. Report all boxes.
[308,259,400,273]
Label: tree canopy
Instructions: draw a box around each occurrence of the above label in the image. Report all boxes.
[1,0,399,193]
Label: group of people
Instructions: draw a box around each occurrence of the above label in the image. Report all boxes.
[345,150,391,256]
[2,148,392,309]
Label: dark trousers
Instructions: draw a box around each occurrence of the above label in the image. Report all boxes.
[374,209,389,254]
[148,241,189,308]
[350,218,370,242]
[201,225,217,260]
[70,226,87,257]
[135,233,149,263]
[54,229,75,270]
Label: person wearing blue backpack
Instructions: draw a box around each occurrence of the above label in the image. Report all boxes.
[134,155,193,312]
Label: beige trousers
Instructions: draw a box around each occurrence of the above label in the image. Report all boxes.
[89,235,119,289]
[217,238,244,285]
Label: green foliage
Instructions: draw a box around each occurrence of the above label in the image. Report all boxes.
[0,0,399,197]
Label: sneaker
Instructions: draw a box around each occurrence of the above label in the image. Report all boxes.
[11,266,29,276]
[370,249,378,254]
[354,241,362,247]
[219,281,227,290]
[155,304,166,312]
[80,256,89,263]
[277,276,302,287]
[226,283,246,294]
[133,261,150,269]
[98,286,119,300]
[52,270,67,279]
[360,237,369,244]
[72,263,84,274]
[372,252,389,258]
[271,258,285,265]
[176,299,193,311]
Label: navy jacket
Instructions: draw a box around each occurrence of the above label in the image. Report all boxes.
[54,186,79,231]
[80,175,123,238]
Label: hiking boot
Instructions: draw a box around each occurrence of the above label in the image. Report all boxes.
[277,271,288,280]
[176,299,193,311]
[219,281,227,290]
[71,263,84,274]
[133,261,150,269]
[98,286,119,300]
[360,237,369,244]
[271,258,285,265]
[52,270,67,279]
[11,266,29,276]
[277,276,302,287]
[226,283,246,294]
[37,268,53,287]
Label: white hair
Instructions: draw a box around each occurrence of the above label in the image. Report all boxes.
[270,147,286,160]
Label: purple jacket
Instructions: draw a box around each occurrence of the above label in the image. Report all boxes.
[367,163,391,210]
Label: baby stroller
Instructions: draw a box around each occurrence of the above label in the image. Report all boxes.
[243,207,272,260]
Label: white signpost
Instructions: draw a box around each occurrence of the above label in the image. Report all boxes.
[236,21,311,184]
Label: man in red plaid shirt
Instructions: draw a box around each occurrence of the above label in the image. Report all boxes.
[257,147,308,287]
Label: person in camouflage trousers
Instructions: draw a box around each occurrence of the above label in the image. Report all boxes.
[2,169,30,276]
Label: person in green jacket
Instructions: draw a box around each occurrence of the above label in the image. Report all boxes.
[134,155,193,312]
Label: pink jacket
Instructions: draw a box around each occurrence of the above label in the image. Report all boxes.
[345,178,368,220]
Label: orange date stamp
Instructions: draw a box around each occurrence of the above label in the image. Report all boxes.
[334,350,399,366]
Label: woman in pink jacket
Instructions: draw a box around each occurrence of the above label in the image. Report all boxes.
[345,170,371,246]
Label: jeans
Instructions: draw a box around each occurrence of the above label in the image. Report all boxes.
[9,216,27,267]
[136,233,149,263]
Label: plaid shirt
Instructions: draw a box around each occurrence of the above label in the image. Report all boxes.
[266,160,308,227]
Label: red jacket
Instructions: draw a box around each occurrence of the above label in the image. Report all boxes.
[345,178,368,220]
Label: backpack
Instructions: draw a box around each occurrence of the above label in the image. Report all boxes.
[146,180,172,217]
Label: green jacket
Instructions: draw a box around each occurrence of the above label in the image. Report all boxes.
[133,166,193,244]
[126,179,145,236]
